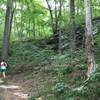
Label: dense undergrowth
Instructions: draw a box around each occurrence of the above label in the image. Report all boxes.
[4,36,99,100]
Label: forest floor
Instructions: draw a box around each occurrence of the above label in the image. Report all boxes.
[0,39,99,100]
[0,62,100,100]
[0,74,30,100]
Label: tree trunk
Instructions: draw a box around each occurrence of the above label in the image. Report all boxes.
[2,0,13,61]
[9,7,14,40]
[45,0,54,34]
[45,0,64,51]
[70,0,76,50]
[76,0,80,15]
[84,0,96,77]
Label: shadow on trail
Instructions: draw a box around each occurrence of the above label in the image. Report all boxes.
[0,79,29,100]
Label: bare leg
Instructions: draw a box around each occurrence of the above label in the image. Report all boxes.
[2,72,6,78]
[0,72,1,77]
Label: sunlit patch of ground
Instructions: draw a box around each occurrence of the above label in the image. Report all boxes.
[0,78,29,100]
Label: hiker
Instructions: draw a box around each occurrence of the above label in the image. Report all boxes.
[0,59,7,78]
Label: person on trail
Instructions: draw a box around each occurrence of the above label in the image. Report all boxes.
[0,59,7,78]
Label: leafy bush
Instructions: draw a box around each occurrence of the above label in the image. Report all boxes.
[49,66,73,75]
[53,82,65,93]
[30,96,36,100]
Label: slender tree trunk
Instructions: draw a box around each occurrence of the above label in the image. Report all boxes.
[9,8,14,40]
[45,0,55,34]
[2,0,13,61]
[70,0,76,50]
[45,0,64,51]
[77,0,80,15]
[54,0,58,34]
[33,18,35,38]
[84,0,96,77]
[28,18,31,38]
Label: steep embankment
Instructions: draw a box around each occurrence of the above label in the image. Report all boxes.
[0,38,100,100]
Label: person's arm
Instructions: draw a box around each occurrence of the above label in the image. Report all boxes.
[5,62,7,67]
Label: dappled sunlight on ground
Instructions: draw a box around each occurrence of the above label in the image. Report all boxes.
[0,79,29,100]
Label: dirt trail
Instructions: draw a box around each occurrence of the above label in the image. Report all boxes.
[0,75,30,100]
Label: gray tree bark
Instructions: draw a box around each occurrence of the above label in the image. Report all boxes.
[70,0,76,50]
[2,0,13,61]
[84,0,96,77]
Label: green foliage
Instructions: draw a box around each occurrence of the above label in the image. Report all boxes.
[4,38,99,100]
[76,64,87,70]
[66,68,100,100]
[0,0,100,99]
[52,80,74,100]
[48,67,73,75]
[53,82,66,94]
[30,96,36,100]
[52,70,100,100]
[8,40,55,73]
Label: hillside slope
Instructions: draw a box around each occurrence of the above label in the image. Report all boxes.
[0,38,100,100]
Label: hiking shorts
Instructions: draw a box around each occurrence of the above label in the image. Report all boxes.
[0,66,7,72]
